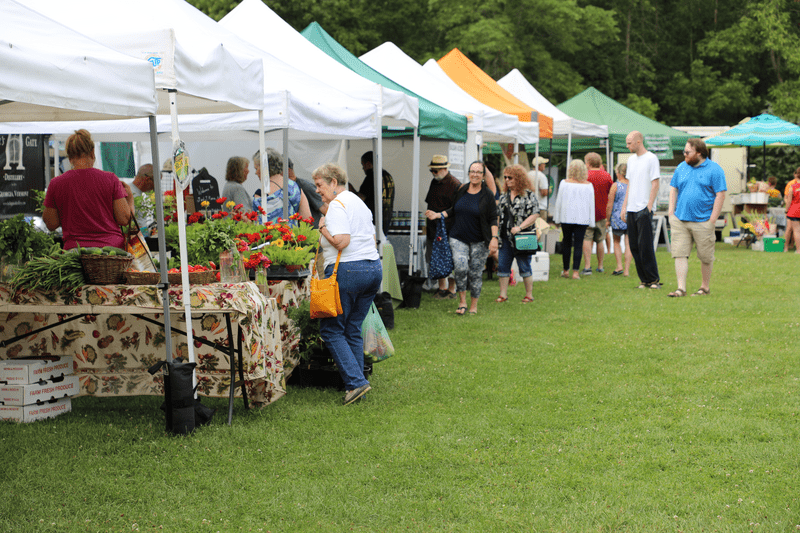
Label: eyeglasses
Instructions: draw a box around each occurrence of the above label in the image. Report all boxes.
[683,150,694,155]
[430,169,439,173]
[468,170,483,175]
[503,176,513,180]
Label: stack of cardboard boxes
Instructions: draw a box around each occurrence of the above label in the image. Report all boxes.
[0,356,79,423]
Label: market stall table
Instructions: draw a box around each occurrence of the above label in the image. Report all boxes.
[0,282,283,411]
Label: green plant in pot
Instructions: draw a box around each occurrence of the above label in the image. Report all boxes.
[286,300,326,363]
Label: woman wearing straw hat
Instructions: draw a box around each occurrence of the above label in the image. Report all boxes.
[425,155,461,299]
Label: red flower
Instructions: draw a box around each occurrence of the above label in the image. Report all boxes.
[234,203,243,211]
[297,235,307,242]
[216,197,227,204]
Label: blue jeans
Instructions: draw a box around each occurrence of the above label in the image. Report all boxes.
[319,259,382,390]
[497,237,532,278]
[627,208,660,283]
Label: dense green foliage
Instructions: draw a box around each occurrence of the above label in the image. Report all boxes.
[190,0,800,126]
[0,214,56,266]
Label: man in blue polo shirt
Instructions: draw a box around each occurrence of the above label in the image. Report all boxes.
[667,138,727,297]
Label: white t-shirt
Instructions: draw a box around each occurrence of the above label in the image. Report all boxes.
[321,190,379,268]
[528,170,548,210]
[625,151,660,212]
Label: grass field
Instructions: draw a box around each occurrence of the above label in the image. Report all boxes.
[2,244,799,532]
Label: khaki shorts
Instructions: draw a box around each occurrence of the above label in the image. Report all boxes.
[584,219,608,242]
[670,216,715,263]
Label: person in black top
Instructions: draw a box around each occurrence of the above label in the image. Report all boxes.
[425,161,498,315]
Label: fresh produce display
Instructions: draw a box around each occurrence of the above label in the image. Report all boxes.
[10,248,86,295]
[0,214,56,266]
[78,246,131,257]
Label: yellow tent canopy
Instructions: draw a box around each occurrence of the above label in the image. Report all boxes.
[437,48,553,139]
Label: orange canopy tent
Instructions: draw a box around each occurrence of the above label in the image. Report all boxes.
[438,48,553,139]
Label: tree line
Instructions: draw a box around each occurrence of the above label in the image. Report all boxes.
[190,0,800,180]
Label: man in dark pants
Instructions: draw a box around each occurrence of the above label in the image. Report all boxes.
[621,130,661,289]
[354,151,394,236]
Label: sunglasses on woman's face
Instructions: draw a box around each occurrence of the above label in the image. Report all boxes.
[504,175,513,180]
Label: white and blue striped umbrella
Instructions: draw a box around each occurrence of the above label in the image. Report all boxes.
[705,113,800,147]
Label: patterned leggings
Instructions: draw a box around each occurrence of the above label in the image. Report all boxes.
[449,238,490,299]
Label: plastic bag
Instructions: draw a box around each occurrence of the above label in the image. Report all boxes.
[362,302,394,363]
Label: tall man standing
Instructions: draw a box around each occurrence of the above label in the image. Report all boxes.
[355,151,395,236]
[621,131,661,289]
[667,138,726,297]
[581,152,613,274]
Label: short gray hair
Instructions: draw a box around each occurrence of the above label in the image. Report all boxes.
[312,163,348,187]
[253,148,285,177]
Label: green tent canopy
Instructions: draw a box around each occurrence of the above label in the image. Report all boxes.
[301,22,467,142]
[554,87,689,156]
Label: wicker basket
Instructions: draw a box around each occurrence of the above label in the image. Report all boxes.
[123,270,218,285]
[80,255,133,284]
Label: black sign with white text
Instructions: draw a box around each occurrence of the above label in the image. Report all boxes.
[0,134,46,217]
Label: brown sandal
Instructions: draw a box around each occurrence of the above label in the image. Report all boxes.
[668,289,686,297]
[691,288,710,296]
[495,296,508,303]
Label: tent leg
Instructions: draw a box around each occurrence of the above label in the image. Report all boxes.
[148,114,172,362]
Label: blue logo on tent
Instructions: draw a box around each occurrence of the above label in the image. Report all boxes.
[147,56,162,67]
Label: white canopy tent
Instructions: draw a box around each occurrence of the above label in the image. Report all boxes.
[18,0,270,386]
[361,42,538,151]
[0,0,157,122]
[497,69,609,167]
[13,0,380,219]
[220,0,418,131]
[220,0,421,249]
[420,59,539,166]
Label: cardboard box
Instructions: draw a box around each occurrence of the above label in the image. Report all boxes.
[529,252,550,282]
[0,396,71,423]
[0,375,80,406]
[0,356,73,385]
[541,229,559,255]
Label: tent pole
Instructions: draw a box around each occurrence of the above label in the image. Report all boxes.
[374,136,384,258]
[283,127,290,220]
[168,89,196,376]
[762,141,766,181]
[409,127,421,276]
[149,114,172,363]
[566,133,572,167]
[258,110,266,222]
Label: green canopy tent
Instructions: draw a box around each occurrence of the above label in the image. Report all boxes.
[554,87,690,157]
[302,22,468,273]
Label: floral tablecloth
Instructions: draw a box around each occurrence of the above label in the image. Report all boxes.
[0,282,283,407]
[265,278,310,379]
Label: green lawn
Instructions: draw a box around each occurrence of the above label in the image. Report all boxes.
[2,244,799,532]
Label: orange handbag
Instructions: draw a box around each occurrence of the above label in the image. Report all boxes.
[309,249,343,319]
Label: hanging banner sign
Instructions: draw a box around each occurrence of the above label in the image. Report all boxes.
[644,134,674,160]
[173,140,190,191]
[0,134,45,217]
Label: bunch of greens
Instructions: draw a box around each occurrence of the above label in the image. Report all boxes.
[10,248,85,295]
[0,214,57,265]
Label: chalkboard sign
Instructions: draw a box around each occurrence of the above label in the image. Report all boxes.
[0,134,45,218]
[191,167,220,211]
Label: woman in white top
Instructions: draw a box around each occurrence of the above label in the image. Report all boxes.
[553,160,595,279]
[313,163,382,406]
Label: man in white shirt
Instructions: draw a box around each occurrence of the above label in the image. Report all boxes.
[621,131,661,288]
[528,156,550,221]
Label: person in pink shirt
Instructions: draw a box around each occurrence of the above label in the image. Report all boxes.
[43,129,133,250]
[581,152,613,274]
